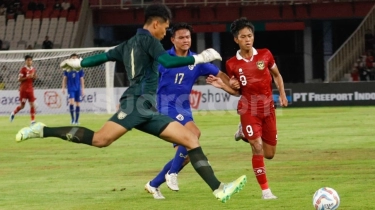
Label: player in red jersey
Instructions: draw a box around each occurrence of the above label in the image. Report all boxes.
[207,17,288,199]
[10,55,37,124]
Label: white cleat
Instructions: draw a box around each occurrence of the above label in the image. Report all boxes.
[234,122,244,141]
[15,122,46,142]
[144,182,165,200]
[262,189,278,199]
[165,171,179,191]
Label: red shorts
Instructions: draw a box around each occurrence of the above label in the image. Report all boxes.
[240,110,277,146]
[20,91,36,103]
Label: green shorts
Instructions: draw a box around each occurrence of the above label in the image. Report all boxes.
[109,95,174,137]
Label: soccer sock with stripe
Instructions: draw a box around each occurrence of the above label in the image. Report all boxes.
[69,104,74,122]
[43,126,94,146]
[30,106,35,121]
[252,154,269,190]
[188,146,221,191]
[75,106,80,123]
[169,146,188,174]
[150,159,173,188]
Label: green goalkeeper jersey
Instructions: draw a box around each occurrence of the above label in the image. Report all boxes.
[106,29,167,106]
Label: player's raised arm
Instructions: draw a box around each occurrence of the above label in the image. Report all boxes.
[157,48,222,68]
[60,48,222,71]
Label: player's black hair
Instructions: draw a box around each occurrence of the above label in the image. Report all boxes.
[70,53,78,58]
[169,22,193,37]
[24,55,33,60]
[144,3,172,24]
[230,17,255,37]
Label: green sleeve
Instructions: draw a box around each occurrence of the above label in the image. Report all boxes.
[157,53,195,68]
[80,53,109,67]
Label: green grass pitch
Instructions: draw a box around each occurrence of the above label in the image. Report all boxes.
[1,107,374,210]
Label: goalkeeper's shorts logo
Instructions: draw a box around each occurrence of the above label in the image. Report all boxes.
[44,91,62,109]
[117,111,127,120]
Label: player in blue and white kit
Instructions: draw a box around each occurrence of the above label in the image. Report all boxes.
[62,53,85,125]
[145,23,232,199]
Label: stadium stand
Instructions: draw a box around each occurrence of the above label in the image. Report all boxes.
[0,0,82,49]
[88,0,365,9]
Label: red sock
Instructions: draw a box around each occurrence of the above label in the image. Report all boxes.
[13,106,22,114]
[252,154,269,190]
[30,107,35,121]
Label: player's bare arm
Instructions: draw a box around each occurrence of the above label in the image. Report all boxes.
[18,74,31,82]
[217,71,240,90]
[80,77,85,96]
[270,65,288,107]
[62,76,67,94]
[206,75,240,96]
[60,47,221,71]
[229,76,240,90]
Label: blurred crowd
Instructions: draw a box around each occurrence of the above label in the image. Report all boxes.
[350,29,375,82]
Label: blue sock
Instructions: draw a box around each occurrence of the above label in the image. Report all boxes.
[69,105,74,122]
[150,159,172,188]
[169,146,188,174]
[75,106,80,123]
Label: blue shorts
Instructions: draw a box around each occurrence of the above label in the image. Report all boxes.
[68,90,81,102]
[160,108,194,148]
[161,109,193,126]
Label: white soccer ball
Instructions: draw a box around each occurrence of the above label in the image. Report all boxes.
[313,187,340,210]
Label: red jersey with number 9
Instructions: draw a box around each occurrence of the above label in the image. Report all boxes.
[226,48,275,115]
[19,66,36,92]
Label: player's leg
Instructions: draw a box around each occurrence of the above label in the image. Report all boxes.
[147,115,198,192]
[15,97,143,148]
[259,111,278,199]
[148,144,191,195]
[10,92,26,122]
[139,116,247,202]
[242,112,278,199]
[74,90,81,124]
[164,121,199,191]
[263,142,276,159]
[234,122,245,141]
[28,91,37,123]
[16,119,127,147]
[68,92,75,124]
[262,110,277,160]
[240,113,275,199]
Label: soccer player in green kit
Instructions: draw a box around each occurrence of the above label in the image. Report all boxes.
[15,3,246,203]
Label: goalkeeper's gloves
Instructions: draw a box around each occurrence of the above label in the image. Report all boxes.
[193,48,222,65]
[60,58,82,71]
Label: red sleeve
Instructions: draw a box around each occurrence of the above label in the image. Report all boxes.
[18,67,25,79]
[266,49,276,69]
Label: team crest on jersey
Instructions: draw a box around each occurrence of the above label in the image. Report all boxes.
[117,111,127,120]
[256,61,265,70]
[188,65,195,70]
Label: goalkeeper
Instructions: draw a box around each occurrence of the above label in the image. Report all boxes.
[15,3,247,203]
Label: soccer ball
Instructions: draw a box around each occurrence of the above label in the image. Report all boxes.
[313,187,340,210]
